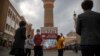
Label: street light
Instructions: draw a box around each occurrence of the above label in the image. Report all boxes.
[73,11,77,29]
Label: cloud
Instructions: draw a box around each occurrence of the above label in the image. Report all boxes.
[10,0,100,35]
[93,0,100,12]
[19,1,37,17]
[54,0,83,35]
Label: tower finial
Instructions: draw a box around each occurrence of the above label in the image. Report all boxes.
[74,11,76,16]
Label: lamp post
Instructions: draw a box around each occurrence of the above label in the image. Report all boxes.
[73,11,79,53]
[74,11,77,30]
[73,11,77,41]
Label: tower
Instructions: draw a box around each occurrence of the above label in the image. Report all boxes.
[41,0,58,49]
[73,11,80,44]
[42,0,55,27]
[73,11,77,29]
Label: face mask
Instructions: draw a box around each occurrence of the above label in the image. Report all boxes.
[37,32,40,34]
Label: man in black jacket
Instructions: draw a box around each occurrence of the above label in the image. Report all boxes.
[12,21,26,56]
[76,0,100,56]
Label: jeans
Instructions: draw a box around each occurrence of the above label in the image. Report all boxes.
[34,46,43,56]
[25,48,31,56]
[15,48,25,56]
[58,49,63,56]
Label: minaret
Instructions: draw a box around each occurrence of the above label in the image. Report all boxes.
[41,0,58,49]
[42,0,55,27]
[73,11,77,29]
[73,11,80,44]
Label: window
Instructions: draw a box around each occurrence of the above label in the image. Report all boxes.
[12,14,16,22]
[14,16,16,22]
[10,10,13,19]
[8,25,11,32]
[9,10,12,18]
[5,24,8,30]
[5,24,10,31]
[12,14,14,20]
[10,26,12,32]
[16,19,19,24]
[14,16,16,21]
[7,9,10,17]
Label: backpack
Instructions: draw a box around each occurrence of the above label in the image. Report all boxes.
[34,34,42,46]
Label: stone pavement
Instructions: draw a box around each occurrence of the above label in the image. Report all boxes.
[0,46,82,56]
[0,46,10,56]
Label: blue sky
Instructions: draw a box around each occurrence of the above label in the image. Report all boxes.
[10,0,100,35]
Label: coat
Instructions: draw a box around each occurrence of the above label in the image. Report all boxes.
[13,27,26,49]
[76,10,100,45]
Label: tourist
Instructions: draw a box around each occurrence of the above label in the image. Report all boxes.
[25,35,34,56]
[56,35,65,56]
[34,29,43,56]
[9,21,26,56]
[76,0,100,56]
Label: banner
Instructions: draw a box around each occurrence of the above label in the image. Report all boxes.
[41,27,58,39]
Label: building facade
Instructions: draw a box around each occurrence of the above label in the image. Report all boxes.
[26,24,34,38]
[4,1,23,41]
[0,0,9,37]
[0,0,27,46]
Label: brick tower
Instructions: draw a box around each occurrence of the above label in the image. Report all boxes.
[42,0,55,27]
[41,0,58,49]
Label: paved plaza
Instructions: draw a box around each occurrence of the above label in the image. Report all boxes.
[0,46,81,56]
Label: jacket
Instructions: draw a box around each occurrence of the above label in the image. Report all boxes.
[13,27,26,48]
[76,10,100,45]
